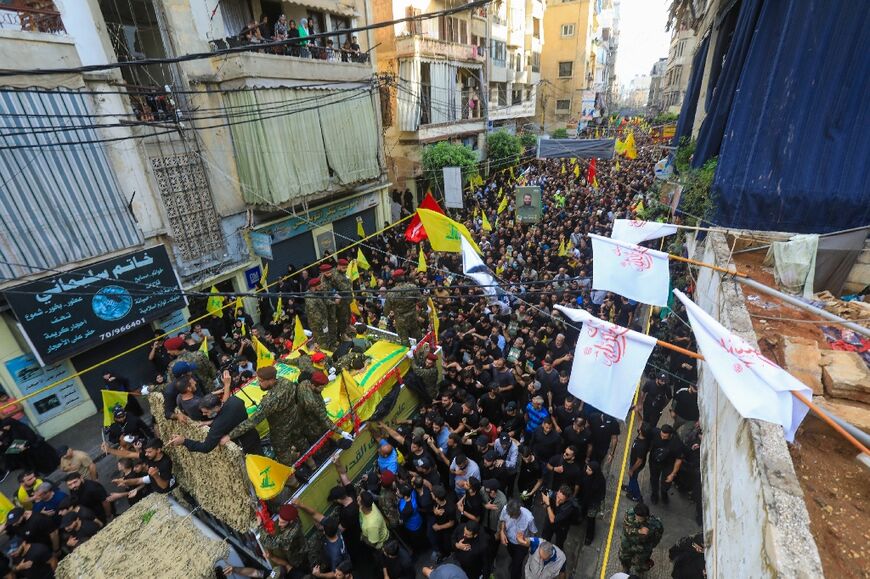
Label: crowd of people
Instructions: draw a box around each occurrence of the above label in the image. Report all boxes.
[237,14,367,63]
[0,125,709,578]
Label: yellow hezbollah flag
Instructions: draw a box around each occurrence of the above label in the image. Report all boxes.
[260,263,269,291]
[497,195,509,215]
[615,159,620,172]
[571,158,577,165]
[272,298,283,324]
[497,187,503,199]
[356,217,365,238]
[350,298,361,317]
[292,315,307,352]
[593,176,599,189]
[427,297,439,340]
[206,286,224,318]
[558,239,568,257]
[369,273,378,288]
[356,248,370,270]
[416,209,481,254]
[624,132,637,160]
[614,137,625,155]
[253,336,275,369]
[199,335,208,354]
[561,163,566,175]
[245,454,293,500]
[573,164,580,178]
[481,211,492,232]
[417,247,427,273]
[101,390,129,427]
[234,297,243,317]
[0,493,14,521]
[347,259,360,282]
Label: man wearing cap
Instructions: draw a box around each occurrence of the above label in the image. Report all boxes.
[58,445,97,481]
[2,507,59,552]
[106,407,153,445]
[637,373,671,428]
[327,260,353,339]
[260,504,306,573]
[383,269,422,345]
[306,277,338,350]
[164,335,217,390]
[61,511,100,550]
[410,342,439,400]
[227,366,332,466]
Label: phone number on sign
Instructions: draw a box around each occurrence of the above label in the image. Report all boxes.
[99,318,146,341]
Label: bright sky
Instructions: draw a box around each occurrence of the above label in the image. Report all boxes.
[614,0,672,87]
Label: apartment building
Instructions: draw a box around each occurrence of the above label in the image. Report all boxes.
[537,0,595,132]
[0,0,388,436]
[662,22,697,113]
[647,57,669,113]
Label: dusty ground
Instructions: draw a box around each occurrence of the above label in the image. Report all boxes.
[790,416,870,579]
[732,248,870,578]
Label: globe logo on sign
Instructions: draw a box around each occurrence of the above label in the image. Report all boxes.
[92,286,133,321]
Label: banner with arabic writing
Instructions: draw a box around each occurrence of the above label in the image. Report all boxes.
[589,234,670,306]
[4,245,185,364]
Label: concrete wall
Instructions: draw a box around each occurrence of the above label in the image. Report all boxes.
[689,231,823,578]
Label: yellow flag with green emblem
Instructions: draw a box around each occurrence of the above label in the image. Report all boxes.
[292,315,307,352]
[416,209,481,254]
[0,492,14,521]
[252,336,275,369]
[272,298,283,324]
[356,217,365,238]
[199,335,208,354]
[481,211,492,232]
[497,195,509,215]
[356,248,370,270]
[369,273,378,288]
[558,239,568,257]
[206,286,224,318]
[101,390,129,427]
[347,259,360,282]
[417,248,427,273]
[260,263,269,291]
[245,454,293,500]
[427,297,439,340]
[234,296,243,317]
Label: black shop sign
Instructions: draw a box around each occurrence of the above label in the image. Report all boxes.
[4,245,186,365]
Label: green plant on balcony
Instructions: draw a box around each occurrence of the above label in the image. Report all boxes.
[519,132,538,151]
[552,128,569,139]
[421,141,479,192]
[487,131,523,173]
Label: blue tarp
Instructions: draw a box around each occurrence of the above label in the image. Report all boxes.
[536,138,615,160]
[695,0,870,233]
[672,33,709,148]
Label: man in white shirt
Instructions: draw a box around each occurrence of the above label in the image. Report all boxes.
[498,499,537,579]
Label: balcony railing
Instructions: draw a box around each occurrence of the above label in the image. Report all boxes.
[395,34,485,63]
[124,85,178,123]
[209,28,370,64]
[0,4,65,35]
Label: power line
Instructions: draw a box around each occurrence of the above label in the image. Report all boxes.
[0,0,493,78]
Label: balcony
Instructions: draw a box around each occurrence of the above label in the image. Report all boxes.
[0,2,64,35]
[395,34,485,64]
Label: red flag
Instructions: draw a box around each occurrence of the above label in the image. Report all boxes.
[586,158,596,185]
[404,191,444,243]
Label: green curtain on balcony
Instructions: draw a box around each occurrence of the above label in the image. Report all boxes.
[318,91,380,185]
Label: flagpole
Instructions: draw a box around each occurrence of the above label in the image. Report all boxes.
[666,253,749,278]
[653,336,870,456]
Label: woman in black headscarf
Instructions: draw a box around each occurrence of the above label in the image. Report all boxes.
[0,418,59,476]
[579,460,607,545]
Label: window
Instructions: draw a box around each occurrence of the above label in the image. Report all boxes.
[560,24,575,37]
[491,40,506,66]
[530,51,541,72]
[512,89,522,105]
[496,83,507,106]
[558,61,573,77]
[556,99,571,111]
[440,16,468,44]
[405,7,421,34]
[533,18,541,39]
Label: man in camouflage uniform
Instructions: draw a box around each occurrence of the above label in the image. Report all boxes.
[329,259,354,340]
[410,342,439,400]
[383,269,422,345]
[619,502,664,574]
[260,504,308,572]
[332,350,369,375]
[227,366,332,466]
[305,277,338,350]
[164,336,216,391]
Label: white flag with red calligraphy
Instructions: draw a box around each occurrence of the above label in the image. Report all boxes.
[555,305,657,420]
[673,290,811,441]
[589,234,670,306]
[611,219,679,245]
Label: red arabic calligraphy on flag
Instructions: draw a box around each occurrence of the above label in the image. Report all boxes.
[589,234,670,307]
[555,305,656,420]
[611,219,679,244]
[673,289,811,442]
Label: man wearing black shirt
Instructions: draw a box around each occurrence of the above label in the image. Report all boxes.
[381,539,414,579]
[431,485,457,557]
[65,473,111,524]
[450,521,489,579]
[547,334,573,373]
[545,446,582,496]
[167,394,262,455]
[60,511,100,550]
[106,408,153,445]
[541,485,579,548]
[3,508,58,552]
[490,357,516,399]
[552,396,580,433]
[439,393,464,432]
[624,424,653,502]
[10,541,55,578]
[647,425,685,504]
[478,385,504,425]
[671,384,700,435]
[501,402,524,439]
[589,412,620,465]
[562,417,593,461]
[517,446,543,503]
[103,438,175,495]
[529,421,561,464]
[637,374,671,427]
[535,358,560,409]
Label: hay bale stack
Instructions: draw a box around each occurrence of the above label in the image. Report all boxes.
[150,393,257,532]
[56,494,229,579]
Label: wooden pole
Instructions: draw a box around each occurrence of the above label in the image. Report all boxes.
[654,337,870,456]
[667,253,749,277]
